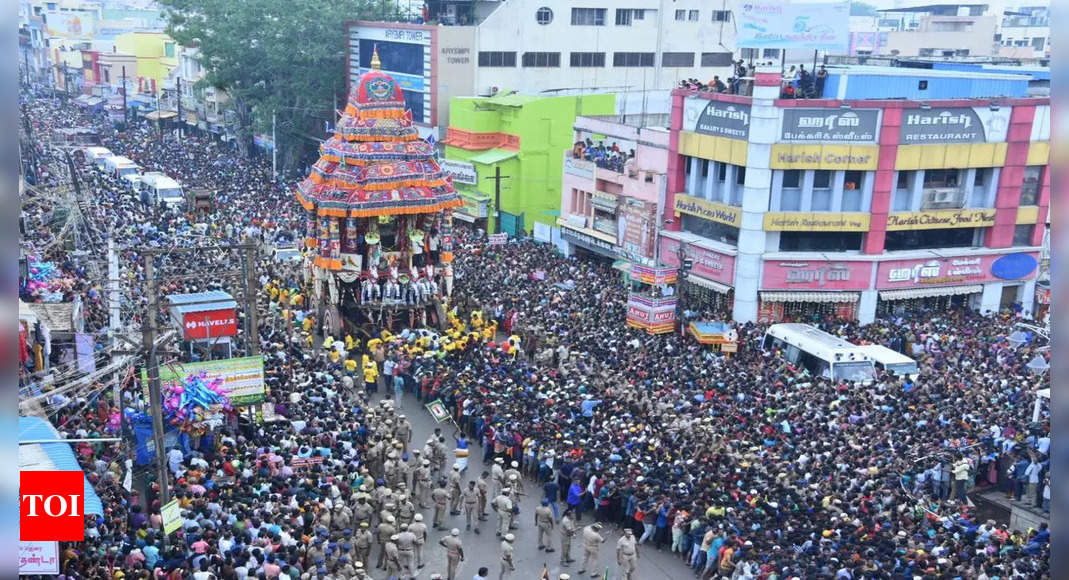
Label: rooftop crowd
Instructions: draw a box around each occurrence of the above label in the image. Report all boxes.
[19,89,1050,580]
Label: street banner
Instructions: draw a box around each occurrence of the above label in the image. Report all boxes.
[425,399,450,423]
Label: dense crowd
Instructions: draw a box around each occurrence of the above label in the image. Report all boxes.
[19,91,1051,580]
[570,139,634,174]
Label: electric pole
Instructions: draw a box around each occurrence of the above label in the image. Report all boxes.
[272,111,277,179]
[121,66,128,125]
[140,252,170,507]
[176,77,182,143]
[486,165,510,235]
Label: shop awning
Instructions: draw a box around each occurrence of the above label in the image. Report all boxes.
[144,110,178,121]
[761,291,859,303]
[686,275,733,294]
[612,260,633,273]
[879,285,983,301]
[19,417,104,516]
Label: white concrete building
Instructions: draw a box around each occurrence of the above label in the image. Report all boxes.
[348,0,737,136]
[997,5,1049,60]
[876,3,998,58]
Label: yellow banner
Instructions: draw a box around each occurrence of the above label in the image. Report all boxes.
[763,212,871,232]
[885,209,996,231]
[672,194,741,227]
[770,144,879,170]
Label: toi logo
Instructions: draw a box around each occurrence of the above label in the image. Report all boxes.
[20,471,85,541]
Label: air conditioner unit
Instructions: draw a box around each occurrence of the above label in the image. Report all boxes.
[921,187,964,209]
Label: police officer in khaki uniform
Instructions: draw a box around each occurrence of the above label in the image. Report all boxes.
[616,527,639,580]
[498,533,516,580]
[396,523,417,579]
[438,528,465,580]
[577,523,605,577]
[559,509,578,566]
[353,522,373,569]
[493,487,513,537]
[375,514,396,569]
[409,513,428,569]
[415,459,433,508]
[448,464,464,514]
[491,457,506,497]
[477,471,491,520]
[535,498,556,552]
[397,492,416,527]
[384,533,402,579]
[462,480,480,531]
[504,461,524,494]
[431,479,451,530]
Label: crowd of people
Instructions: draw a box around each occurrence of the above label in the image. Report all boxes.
[570,138,635,175]
[19,88,1051,580]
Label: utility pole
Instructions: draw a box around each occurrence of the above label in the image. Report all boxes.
[242,245,261,423]
[108,235,122,411]
[156,90,162,143]
[271,111,277,179]
[121,66,128,124]
[176,77,182,143]
[140,252,170,508]
[486,165,510,235]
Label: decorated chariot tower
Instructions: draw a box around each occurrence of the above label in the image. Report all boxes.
[295,48,462,334]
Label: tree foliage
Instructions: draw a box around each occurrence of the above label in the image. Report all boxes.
[158,0,375,173]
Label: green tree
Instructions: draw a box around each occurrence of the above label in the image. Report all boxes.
[158,0,374,174]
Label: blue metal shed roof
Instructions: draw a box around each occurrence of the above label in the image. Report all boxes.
[166,291,237,314]
[18,416,104,516]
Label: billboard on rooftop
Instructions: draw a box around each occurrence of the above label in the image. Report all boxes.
[737,1,849,51]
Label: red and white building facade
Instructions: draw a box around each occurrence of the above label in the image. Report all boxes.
[660,66,1050,324]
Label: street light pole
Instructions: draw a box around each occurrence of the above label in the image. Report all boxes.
[272,111,277,179]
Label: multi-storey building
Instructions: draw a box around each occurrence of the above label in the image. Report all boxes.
[661,64,1049,324]
[876,3,997,58]
[557,114,669,269]
[997,5,1050,60]
[347,0,736,137]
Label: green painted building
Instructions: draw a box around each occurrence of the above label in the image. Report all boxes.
[442,91,615,235]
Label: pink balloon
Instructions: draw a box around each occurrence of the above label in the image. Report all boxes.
[172,386,185,394]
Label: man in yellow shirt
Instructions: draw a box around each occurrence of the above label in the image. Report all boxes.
[364,359,379,391]
[344,358,359,373]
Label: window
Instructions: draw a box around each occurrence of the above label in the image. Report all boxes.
[716,161,726,182]
[613,52,655,67]
[682,214,739,245]
[571,8,606,26]
[973,168,986,188]
[633,10,645,20]
[662,52,695,67]
[615,9,634,26]
[675,9,685,21]
[478,52,517,67]
[842,170,863,212]
[1013,224,1035,246]
[779,232,862,251]
[570,52,605,67]
[740,48,759,60]
[781,189,802,211]
[522,52,560,67]
[701,52,734,67]
[885,228,980,251]
[923,169,959,188]
[688,10,699,21]
[735,166,746,185]
[361,40,424,75]
[813,170,832,189]
[536,7,553,25]
[712,10,731,22]
[1021,166,1042,205]
[812,189,832,211]
[762,49,781,59]
[700,159,709,178]
[165,42,175,58]
[782,170,801,189]
[897,170,913,190]
[402,90,425,123]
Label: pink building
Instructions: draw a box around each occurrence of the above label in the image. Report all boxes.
[558,115,670,267]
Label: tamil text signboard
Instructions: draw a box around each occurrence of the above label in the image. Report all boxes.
[781,109,880,142]
[738,1,850,51]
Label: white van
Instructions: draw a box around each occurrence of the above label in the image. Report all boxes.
[83,147,113,167]
[140,172,185,208]
[856,345,919,380]
[103,156,141,181]
[762,323,877,384]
